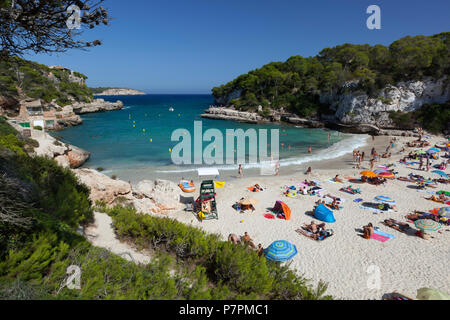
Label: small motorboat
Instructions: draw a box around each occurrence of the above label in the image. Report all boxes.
[169,107,174,112]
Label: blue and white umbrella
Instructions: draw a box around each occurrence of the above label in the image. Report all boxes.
[374,195,396,204]
[431,170,449,179]
[427,148,441,153]
[264,240,298,262]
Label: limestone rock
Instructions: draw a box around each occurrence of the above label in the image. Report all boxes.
[73,168,132,204]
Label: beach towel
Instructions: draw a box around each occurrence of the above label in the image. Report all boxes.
[354,198,363,203]
[359,205,385,214]
[374,228,395,239]
[371,233,390,242]
[417,190,436,195]
[264,213,275,219]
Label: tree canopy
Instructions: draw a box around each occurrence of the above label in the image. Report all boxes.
[0,0,110,56]
[212,32,450,117]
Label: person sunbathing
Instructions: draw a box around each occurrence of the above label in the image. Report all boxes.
[242,232,257,249]
[333,175,343,183]
[257,244,264,256]
[304,221,318,234]
[362,223,374,239]
[254,184,263,191]
[228,233,240,244]
[382,219,411,233]
[328,199,339,210]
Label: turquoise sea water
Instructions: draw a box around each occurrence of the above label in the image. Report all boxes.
[51,95,367,180]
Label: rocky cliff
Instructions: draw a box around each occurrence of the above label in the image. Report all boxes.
[321,77,450,127]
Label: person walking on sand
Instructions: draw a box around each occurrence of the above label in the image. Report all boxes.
[370,158,375,170]
[238,164,243,178]
[419,157,424,170]
[275,160,280,176]
[361,151,365,162]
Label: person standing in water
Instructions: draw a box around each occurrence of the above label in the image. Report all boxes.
[238,164,243,178]
[275,161,280,176]
[308,146,312,154]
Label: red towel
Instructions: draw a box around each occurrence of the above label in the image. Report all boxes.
[264,213,275,219]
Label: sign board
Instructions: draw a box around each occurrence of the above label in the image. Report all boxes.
[197,168,220,176]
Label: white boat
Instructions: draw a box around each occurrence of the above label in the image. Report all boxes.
[169,107,174,112]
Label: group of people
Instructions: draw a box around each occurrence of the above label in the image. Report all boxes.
[302,221,331,240]
[228,232,264,256]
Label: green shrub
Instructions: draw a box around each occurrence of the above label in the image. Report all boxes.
[102,205,331,300]
[33,126,43,131]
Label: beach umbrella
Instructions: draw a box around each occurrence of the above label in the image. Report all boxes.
[417,288,450,300]
[431,170,449,179]
[427,148,441,153]
[374,196,396,204]
[238,197,258,206]
[360,170,377,177]
[437,190,450,196]
[417,177,436,185]
[264,240,298,262]
[373,168,389,174]
[414,219,442,232]
[437,207,450,218]
[377,171,395,179]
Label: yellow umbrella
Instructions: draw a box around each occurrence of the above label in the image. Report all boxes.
[360,170,378,177]
[417,288,450,300]
[239,198,258,205]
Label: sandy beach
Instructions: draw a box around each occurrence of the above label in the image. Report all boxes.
[162,134,450,300]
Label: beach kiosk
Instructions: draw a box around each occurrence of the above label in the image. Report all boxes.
[195,168,220,221]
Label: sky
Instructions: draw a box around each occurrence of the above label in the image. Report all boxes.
[24,0,450,94]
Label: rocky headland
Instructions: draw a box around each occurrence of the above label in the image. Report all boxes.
[94,88,146,96]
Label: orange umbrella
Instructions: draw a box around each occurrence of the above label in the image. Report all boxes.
[360,170,378,177]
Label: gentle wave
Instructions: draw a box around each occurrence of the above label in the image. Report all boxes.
[156,134,369,173]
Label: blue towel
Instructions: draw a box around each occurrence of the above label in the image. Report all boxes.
[374,228,395,239]
[354,198,363,203]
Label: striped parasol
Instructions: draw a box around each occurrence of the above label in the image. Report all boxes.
[377,171,395,179]
[414,219,442,232]
[264,240,298,262]
[374,195,396,204]
[417,177,436,185]
[437,207,450,218]
[373,169,389,174]
[427,148,441,153]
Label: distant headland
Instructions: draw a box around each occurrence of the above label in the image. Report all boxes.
[91,87,146,96]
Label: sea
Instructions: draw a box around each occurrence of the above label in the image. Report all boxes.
[50,94,368,182]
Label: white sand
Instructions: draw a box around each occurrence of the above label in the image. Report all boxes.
[168,135,450,300]
[85,212,151,265]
